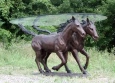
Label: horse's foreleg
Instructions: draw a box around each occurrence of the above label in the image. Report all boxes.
[63,52,71,73]
[71,49,87,74]
[64,64,71,73]
[52,51,66,71]
[80,48,90,70]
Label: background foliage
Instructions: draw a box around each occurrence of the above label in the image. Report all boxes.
[0,0,115,51]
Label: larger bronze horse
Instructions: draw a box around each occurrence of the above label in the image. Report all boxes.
[18,17,98,74]
[43,18,99,74]
[18,16,86,73]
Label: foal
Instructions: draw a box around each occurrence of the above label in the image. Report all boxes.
[31,16,86,73]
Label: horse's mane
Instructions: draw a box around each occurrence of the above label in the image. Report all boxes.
[81,20,94,28]
[57,19,73,33]
[57,19,88,33]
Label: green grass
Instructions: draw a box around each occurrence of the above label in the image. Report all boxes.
[0,41,115,82]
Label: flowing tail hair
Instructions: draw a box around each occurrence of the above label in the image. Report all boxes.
[18,24,37,36]
[32,25,51,34]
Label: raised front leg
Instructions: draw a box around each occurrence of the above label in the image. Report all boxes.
[80,48,90,70]
[71,49,87,74]
[52,51,66,71]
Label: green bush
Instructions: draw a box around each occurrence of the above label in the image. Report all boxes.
[0,28,12,48]
[0,0,115,52]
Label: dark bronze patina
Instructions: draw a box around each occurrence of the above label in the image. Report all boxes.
[18,16,85,73]
[18,17,98,74]
[43,18,99,74]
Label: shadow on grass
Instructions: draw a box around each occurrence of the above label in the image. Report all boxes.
[32,72,89,77]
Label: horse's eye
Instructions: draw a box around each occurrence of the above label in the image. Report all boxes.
[90,28,93,30]
[76,25,79,27]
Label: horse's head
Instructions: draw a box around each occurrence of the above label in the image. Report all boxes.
[71,16,86,38]
[82,18,99,41]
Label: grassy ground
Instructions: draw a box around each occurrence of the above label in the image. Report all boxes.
[0,41,115,83]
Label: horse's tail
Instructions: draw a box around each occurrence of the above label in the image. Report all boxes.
[32,17,51,34]
[32,25,51,34]
[18,24,37,36]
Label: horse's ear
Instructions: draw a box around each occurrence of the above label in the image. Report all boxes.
[87,18,90,23]
[72,16,75,21]
[82,20,86,24]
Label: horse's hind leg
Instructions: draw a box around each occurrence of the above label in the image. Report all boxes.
[44,52,51,66]
[43,52,51,72]
[32,43,44,73]
[41,52,51,73]
[35,51,44,73]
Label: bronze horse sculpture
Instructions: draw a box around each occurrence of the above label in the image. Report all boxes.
[43,18,99,74]
[18,16,86,73]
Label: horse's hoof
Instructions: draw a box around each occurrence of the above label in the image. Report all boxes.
[45,70,51,73]
[83,66,87,70]
[67,70,72,73]
[52,66,58,71]
[40,70,45,73]
[83,70,87,75]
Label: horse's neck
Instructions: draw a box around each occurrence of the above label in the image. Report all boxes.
[74,32,85,44]
[75,25,90,44]
[61,24,73,43]
[72,24,88,45]
[82,23,91,36]
[83,26,89,39]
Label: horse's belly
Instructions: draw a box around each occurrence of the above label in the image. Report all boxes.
[41,42,67,52]
[43,46,55,51]
[74,45,84,51]
[41,43,55,51]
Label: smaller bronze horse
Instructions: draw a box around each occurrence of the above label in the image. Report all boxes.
[31,16,86,73]
[43,18,99,74]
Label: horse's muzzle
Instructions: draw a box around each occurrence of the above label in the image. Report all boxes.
[93,35,99,41]
[81,32,86,38]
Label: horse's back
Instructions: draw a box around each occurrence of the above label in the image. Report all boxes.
[31,34,58,51]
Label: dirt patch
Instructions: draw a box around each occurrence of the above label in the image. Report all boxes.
[0,73,85,83]
[0,74,40,83]
[0,67,115,83]
[0,73,115,83]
